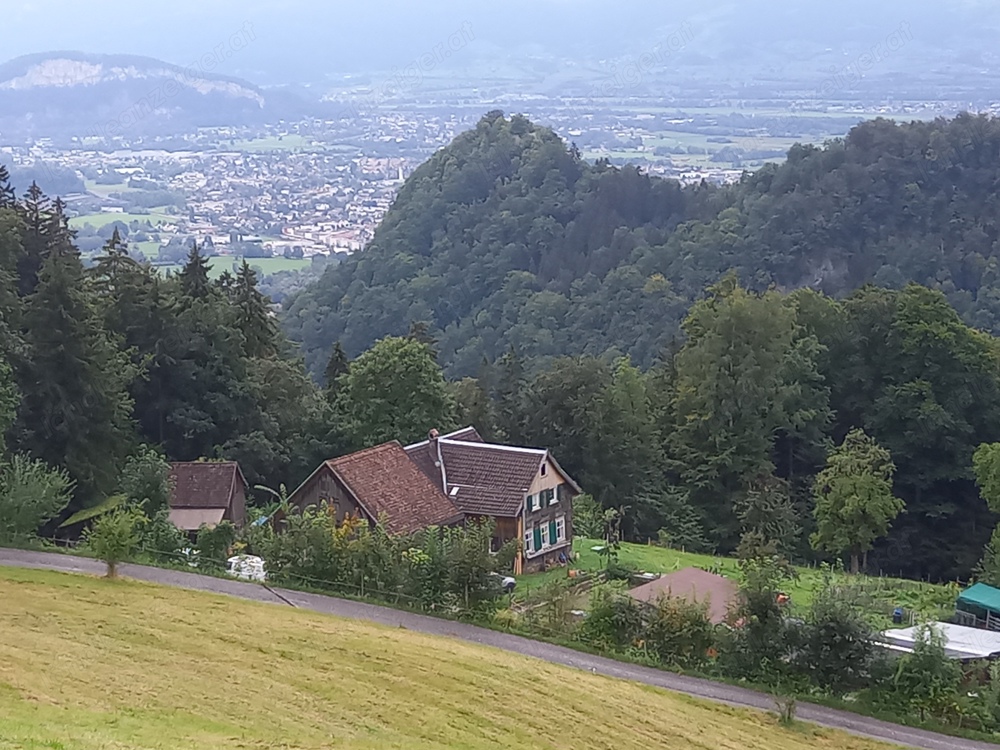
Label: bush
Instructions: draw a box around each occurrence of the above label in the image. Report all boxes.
[140,507,187,563]
[258,504,509,611]
[604,558,638,581]
[195,521,238,571]
[84,507,143,578]
[580,585,644,650]
[796,574,877,694]
[718,552,799,685]
[0,455,73,541]
[572,493,603,538]
[118,447,171,516]
[887,623,963,723]
[643,595,715,668]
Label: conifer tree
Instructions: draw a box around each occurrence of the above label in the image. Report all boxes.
[0,165,15,209]
[16,183,50,296]
[234,260,277,358]
[18,226,136,507]
[324,341,350,399]
[178,242,212,299]
[91,228,138,296]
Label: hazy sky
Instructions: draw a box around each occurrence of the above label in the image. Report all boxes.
[5,0,1000,85]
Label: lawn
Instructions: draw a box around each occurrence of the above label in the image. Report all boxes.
[83,179,144,198]
[69,210,176,229]
[0,567,897,750]
[226,134,313,152]
[518,538,958,619]
[153,255,311,279]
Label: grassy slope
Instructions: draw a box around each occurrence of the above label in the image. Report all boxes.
[0,568,895,750]
[518,538,956,616]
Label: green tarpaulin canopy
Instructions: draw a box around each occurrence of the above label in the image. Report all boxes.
[957,583,1000,613]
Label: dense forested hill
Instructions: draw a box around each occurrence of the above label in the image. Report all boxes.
[284,111,1000,377]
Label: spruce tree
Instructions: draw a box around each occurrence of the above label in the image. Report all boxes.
[216,269,236,298]
[16,183,50,296]
[17,227,136,507]
[0,206,24,360]
[178,242,211,299]
[324,341,350,399]
[233,260,277,358]
[0,165,15,209]
[91,228,138,296]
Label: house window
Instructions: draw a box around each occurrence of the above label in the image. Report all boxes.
[556,516,566,543]
[548,485,559,505]
[540,463,547,476]
[540,488,555,507]
[540,523,549,547]
[524,528,534,555]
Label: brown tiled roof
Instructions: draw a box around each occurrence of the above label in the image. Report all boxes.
[404,427,582,518]
[169,461,245,509]
[437,439,545,517]
[628,568,741,625]
[442,426,483,443]
[327,441,462,535]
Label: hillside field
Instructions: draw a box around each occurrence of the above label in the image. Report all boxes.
[0,567,896,750]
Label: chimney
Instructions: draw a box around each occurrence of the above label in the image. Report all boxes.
[427,428,447,492]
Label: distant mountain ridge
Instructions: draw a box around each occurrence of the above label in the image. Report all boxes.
[0,51,276,138]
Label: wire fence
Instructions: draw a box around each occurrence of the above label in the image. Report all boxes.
[12,533,508,620]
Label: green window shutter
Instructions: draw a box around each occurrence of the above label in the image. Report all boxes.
[533,526,542,551]
[525,495,532,514]
[549,520,557,544]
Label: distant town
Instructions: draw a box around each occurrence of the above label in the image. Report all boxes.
[0,94,978,301]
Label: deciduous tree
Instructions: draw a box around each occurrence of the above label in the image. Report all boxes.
[811,428,903,574]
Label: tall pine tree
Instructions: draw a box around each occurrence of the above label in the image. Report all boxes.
[0,165,15,209]
[16,183,50,297]
[233,260,277,358]
[17,221,136,507]
[178,242,212,299]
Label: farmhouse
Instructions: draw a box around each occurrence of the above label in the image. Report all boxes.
[404,427,580,573]
[285,441,464,535]
[288,426,581,573]
[168,461,248,532]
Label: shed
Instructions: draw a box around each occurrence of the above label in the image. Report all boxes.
[627,567,740,625]
[168,461,248,532]
[955,583,1000,630]
[879,622,1000,661]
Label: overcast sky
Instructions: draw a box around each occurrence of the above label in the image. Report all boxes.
[5,0,999,85]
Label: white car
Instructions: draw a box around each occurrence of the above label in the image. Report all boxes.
[490,572,516,594]
[226,554,267,582]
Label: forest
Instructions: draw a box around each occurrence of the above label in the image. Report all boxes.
[0,175,344,520]
[285,111,1000,378]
